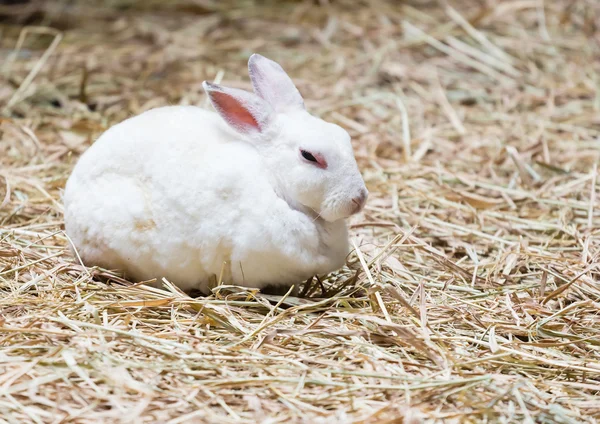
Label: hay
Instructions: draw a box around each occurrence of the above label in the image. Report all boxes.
[1,0,600,422]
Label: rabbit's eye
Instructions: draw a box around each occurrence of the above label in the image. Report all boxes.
[301,150,318,163]
[300,149,327,169]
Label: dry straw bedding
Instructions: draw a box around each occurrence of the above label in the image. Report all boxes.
[1,0,600,422]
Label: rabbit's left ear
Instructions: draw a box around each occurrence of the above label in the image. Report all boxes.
[203,81,273,135]
[248,54,304,113]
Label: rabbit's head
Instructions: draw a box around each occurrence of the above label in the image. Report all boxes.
[203,54,368,222]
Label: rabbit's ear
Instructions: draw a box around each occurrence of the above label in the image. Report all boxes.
[203,81,273,135]
[248,54,304,112]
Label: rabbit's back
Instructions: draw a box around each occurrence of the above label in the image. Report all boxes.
[73,106,234,178]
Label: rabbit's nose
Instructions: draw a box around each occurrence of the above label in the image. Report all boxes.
[351,188,368,214]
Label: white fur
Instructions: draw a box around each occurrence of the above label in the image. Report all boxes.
[63,54,368,293]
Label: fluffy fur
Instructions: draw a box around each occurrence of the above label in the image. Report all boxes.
[63,54,368,294]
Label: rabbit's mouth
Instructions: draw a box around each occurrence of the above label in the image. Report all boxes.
[320,186,368,221]
[351,190,368,214]
[293,189,367,223]
[351,199,363,215]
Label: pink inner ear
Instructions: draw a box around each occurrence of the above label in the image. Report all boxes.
[210,91,260,132]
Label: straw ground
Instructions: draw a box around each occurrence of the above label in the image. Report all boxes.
[1,0,599,422]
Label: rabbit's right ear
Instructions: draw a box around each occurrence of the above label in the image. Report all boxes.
[203,81,273,135]
[248,54,305,112]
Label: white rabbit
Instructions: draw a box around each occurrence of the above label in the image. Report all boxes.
[63,54,368,294]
